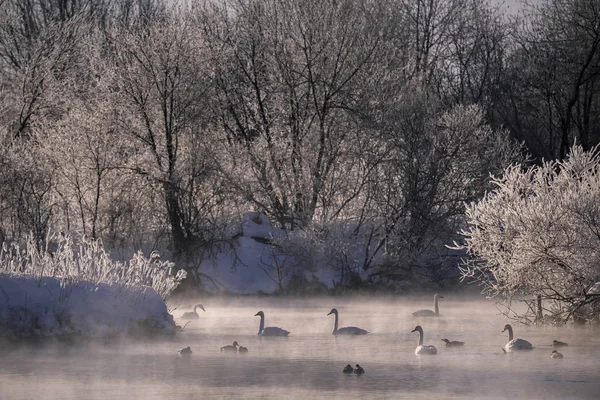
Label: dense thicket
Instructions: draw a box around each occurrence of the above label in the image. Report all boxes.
[0,0,597,292]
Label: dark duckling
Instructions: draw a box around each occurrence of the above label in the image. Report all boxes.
[343,364,354,374]
[178,346,192,356]
[552,340,568,348]
[238,345,249,354]
[221,341,239,352]
[354,364,365,375]
[550,350,564,359]
[441,338,465,347]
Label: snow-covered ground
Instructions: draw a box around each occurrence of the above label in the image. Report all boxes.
[0,273,176,340]
[197,211,339,294]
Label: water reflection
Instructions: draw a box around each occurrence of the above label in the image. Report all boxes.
[1,296,599,399]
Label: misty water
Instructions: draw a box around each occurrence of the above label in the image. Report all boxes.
[1,296,599,399]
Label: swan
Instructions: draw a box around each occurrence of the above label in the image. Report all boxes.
[254,311,290,336]
[552,340,568,348]
[354,364,365,375]
[221,341,239,352]
[441,338,465,347]
[550,350,564,359]
[343,364,354,374]
[238,345,248,354]
[412,294,443,317]
[502,324,533,352]
[411,325,437,355]
[327,308,368,335]
[178,346,192,356]
[181,304,205,320]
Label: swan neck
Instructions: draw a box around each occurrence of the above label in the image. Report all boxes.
[434,298,439,316]
[333,312,339,333]
[506,326,513,341]
[258,315,264,334]
[418,329,423,346]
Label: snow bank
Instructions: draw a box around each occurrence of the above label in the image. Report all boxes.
[199,212,339,294]
[0,273,176,340]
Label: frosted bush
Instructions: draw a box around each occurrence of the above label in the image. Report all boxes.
[454,145,600,324]
[0,234,185,301]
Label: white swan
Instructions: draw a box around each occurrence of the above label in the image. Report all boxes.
[411,325,437,355]
[181,304,205,320]
[327,308,368,335]
[255,311,290,336]
[412,294,443,317]
[502,324,533,352]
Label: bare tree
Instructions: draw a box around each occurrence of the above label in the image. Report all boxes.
[111,10,215,260]
[204,0,384,229]
[505,0,600,160]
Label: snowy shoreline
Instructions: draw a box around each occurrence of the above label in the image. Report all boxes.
[0,273,176,341]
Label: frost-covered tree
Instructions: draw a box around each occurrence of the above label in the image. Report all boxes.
[111,11,217,260]
[365,96,523,285]
[204,0,384,229]
[456,145,600,324]
[0,8,86,246]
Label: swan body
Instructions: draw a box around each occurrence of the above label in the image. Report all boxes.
[502,324,533,352]
[441,338,465,347]
[178,346,192,356]
[411,325,437,355]
[552,340,568,348]
[412,294,443,317]
[343,364,354,374]
[255,311,290,336]
[550,350,564,359]
[181,304,205,320]
[221,341,239,352]
[238,346,249,354]
[354,364,365,375]
[327,308,368,335]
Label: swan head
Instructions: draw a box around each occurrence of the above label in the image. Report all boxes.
[254,311,264,317]
[434,293,444,299]
[502,324,512,333]
[195,304,206,312]
[327,308,338,316]
[411,325,423,333]
[233,341,239,347]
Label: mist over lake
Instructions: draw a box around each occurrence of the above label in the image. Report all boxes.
[1,295,598,400]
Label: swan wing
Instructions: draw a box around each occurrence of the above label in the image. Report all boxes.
[181,312,199,320]
[415,345,437,355]
[505,338,533,351]
[336,326,369,335]
[412,309,435,317]
[260,326,290,336]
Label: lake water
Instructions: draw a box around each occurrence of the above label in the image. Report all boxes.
[1,295,599,399]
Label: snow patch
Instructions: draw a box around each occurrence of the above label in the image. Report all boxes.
[0,273,175,339]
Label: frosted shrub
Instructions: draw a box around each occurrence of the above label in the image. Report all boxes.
[0,234,185,301]
[454,145,600,324]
